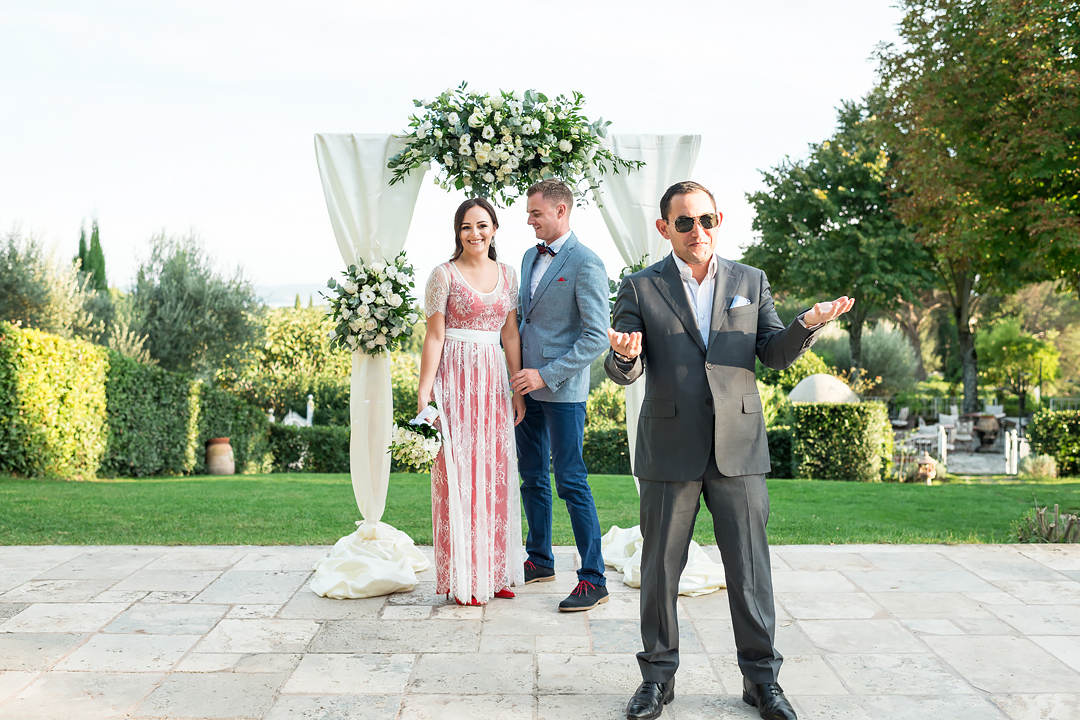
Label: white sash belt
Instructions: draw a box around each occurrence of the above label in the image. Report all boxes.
[444,327,501,345]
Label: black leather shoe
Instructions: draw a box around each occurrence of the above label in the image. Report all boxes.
[742,678,797,720]
[557,579,609,611]
[524,560,555,584]
[625,679,674,720]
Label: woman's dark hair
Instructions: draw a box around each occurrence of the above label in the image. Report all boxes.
[451,197,499,261]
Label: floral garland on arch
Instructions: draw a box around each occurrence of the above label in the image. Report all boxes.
[387,82,644,207]
[323,251,422,355]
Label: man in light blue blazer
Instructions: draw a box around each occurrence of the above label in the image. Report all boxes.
[510,179,611,612]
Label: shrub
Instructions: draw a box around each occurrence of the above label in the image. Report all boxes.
[583,424,631,475]
[1015,504,1080,543]
[813,323,919,396]
[1019,454,1058,480]
[391,353,420,427]
[792,402,893,482]
[1027,409,1080,475]
[0,323,108,478]
[269,424,350,473]
[587,379,625,427]
[766,425,793,478]
[196,384,272,474]
[757,350,830,393]
[757,380,794,428]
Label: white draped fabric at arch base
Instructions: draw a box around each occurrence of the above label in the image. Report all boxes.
[594,134,725,597]
[308,132,724,599]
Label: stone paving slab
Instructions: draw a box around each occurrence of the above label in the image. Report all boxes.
[0,543,1077,719]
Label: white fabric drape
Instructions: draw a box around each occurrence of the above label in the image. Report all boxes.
[309,133,430,599]
[594,135,724,597]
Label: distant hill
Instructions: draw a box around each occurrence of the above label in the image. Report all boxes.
[255,282,328,308]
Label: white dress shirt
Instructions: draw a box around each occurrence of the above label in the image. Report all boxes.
[671,251,719,347]
[530,230,572,297]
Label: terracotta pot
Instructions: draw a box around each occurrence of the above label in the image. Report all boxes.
[205,437,235,475]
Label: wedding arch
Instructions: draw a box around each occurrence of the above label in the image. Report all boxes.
[308,85,722,599]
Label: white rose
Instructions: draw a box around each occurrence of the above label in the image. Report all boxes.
[349,318,362,331]
[501,134,513,145]
[341,307,352,320]
[433,128,443,138]
[390,326,401,336]
[375,333,388,346]
[493,111,502,124]
[374,307,388,320]
[366,340,375,349]
[482,125,495,140]
[416,125,427,139]
[357,304,370,317]
[459,144,472,156]
[388,293,403,307]
[544,111,555,122]
[448,112,459,125]
[341,279,358,294]
[459,133,471,145]
[483,172,495,183]
[559,139,573,153]
[364,318,378,331]
[491,95,504,109]
[380,281,393,295]
[468,112,484,128]
[537,146,550,157]
[360,289,376,304]
[370,260,386,272]
[474,148,490,165]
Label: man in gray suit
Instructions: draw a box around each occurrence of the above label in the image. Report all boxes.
[511,179,611,612]
[606,181,853,720]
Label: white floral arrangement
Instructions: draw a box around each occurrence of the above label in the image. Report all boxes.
[323,251,421,355]
[388,82,643,207]
[389,407,441,472]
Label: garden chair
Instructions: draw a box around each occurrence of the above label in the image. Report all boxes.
[953,418,975,452]
[891,407,910,429]
[938,412,958,430]
[985,403,1006,419]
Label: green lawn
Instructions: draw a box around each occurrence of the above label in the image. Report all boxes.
[1,473,1077,546]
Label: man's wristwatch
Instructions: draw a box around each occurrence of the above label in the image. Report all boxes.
[613,350,634,364]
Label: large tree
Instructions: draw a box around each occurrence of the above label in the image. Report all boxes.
[745,96,934,375]
[131,233,264,377]
[876,0,1080,411]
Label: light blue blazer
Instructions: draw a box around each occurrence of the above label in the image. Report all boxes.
[518,233,610,403]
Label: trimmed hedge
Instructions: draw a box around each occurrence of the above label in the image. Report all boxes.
[792,402,893,482]
[583,424,631,475]
[1028,409,1080,475]
[0,324,108,478]
[269,424,350,473]
[0,322,270,478]
[766,425,794,478]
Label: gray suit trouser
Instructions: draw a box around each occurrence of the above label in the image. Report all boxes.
[637,455,782,685]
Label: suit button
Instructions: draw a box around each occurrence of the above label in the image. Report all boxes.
[705,362,713,370]
[705,397,713,407]
[525,319,531,324]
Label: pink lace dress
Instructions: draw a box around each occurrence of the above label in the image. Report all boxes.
[424,261,524,603]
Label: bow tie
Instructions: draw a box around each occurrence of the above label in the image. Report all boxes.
[536,243,557,257]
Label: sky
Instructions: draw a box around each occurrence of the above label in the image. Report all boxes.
[0,0,904,305]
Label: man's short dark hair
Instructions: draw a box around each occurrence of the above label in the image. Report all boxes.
[659,181,716,220]
[527,179,574,211]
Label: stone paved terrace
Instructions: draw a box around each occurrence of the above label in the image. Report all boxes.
[1,544,1079,719]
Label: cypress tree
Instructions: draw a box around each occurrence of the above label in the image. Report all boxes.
[76,225,88,269]
[87,219,107,291]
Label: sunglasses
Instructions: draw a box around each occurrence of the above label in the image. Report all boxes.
[670,213,720,233]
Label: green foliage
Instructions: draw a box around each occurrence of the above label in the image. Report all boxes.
[757,380,794,428]
[391,353,420,427]
[757,350,830,393]
[792,402,893,482]
[268,425,350,473]
[131,233,264,377]
[583,425,631,475]
[1,230,100,340]
[0,322,269,479]
[586,379,625,427]
[1019,454,1058,481]
[86,219,107,291]
[977,318,1059,398]
[766,425,794,478]
[1028,409,1080,475]
[744,94,935,370]
[0,323,108,478]
[813,324,920,396]
[1015,504,1080,543]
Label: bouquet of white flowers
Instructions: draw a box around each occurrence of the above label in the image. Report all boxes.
[389,405,442,472]
[388,82,644,207]
[323,251,421,355]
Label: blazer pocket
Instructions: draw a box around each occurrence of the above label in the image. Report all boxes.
[742,394,763,414]
[727,304,757,315]
[542,345,571,359]
[640,399,676,417]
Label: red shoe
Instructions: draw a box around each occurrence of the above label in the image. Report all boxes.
[454,596,484,606]
[494,587,515,599]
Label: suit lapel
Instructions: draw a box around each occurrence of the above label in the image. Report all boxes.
[654,255,706,354]
[527,233,576,313]
[707,259,738,350]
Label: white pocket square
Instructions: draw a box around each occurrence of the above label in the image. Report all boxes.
[729,295,752,309]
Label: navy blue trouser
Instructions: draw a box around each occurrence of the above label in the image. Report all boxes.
[516,394,606,585]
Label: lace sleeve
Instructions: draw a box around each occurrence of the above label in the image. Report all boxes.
[504,263,519,314]
[424,264,450,317]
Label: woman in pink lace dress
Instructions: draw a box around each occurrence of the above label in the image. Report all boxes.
[417,198,526,606]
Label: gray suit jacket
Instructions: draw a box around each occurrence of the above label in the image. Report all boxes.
[519,233,610,403]
[605,254,820,480]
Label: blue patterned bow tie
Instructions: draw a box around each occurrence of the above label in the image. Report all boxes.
[535,243,556,257]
